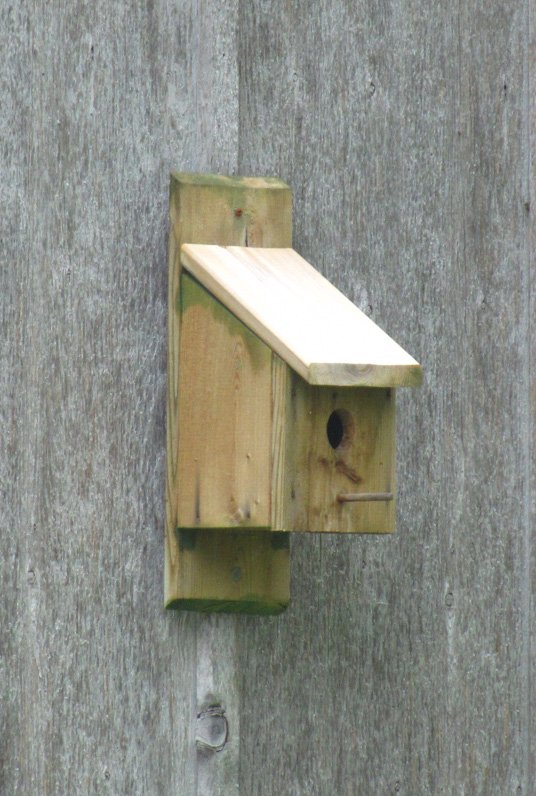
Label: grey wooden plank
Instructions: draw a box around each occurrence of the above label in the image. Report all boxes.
[196,616,240,796]
[0,1,239,794]
[527,0,536,787]
[186,4,244,796]
[437,3,529,791]
[238,0,531,793]
[0,4,31,792]
[191,0,239,175]
[1,0,533,794]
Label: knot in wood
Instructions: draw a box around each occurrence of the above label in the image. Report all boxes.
[196,706,228,752]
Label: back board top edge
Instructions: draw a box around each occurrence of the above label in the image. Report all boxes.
[171,171,291,191]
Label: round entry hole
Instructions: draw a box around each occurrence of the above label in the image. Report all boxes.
[327,409,353,450]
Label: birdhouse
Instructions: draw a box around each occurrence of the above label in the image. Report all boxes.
[178,242,421,535]
[165,172,421,614]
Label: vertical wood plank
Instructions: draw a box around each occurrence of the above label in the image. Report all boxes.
[527,0,535,784]
[195,615,240,796]
[270,356,290,531]
[166,173,292,613]
[187,3,248,794]
[1,0,534,794]
[167,176,291,795]
[0,1,241,795]
[238,0,532,793]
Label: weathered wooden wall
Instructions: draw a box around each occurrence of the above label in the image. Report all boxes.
[1,1,533,794]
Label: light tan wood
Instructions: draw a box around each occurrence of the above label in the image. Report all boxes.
[180,244,422,387]
[172,528,290,613]
[166,173,292,613]
[270,354,290,530]
[281,378,396,533]
[177,273,272,529]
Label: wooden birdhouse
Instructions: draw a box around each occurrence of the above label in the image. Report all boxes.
[165,172,421,615]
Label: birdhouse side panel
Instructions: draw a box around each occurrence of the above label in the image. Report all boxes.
[177,274,273,529]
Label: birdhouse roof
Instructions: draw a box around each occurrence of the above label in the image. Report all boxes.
[180,244,422,387]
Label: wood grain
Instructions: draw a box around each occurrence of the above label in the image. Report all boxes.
[2,0,534,794]
[0,2,236,793]
[282,379,396,533]
[270,354,289,531]
[166,172,291,613]
[0,3,241,795]
[177,273,272,529]
[237,0,533,793]
[181,244,422,387]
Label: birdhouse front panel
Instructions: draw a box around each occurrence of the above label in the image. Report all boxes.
[177,272,273,530]
[279,371,396,533]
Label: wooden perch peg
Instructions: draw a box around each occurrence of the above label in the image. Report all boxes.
[337,492,394,503]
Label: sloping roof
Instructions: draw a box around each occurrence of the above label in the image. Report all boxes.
[180,244,422,387]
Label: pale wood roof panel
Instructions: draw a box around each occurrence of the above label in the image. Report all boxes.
[180,244,422,387]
